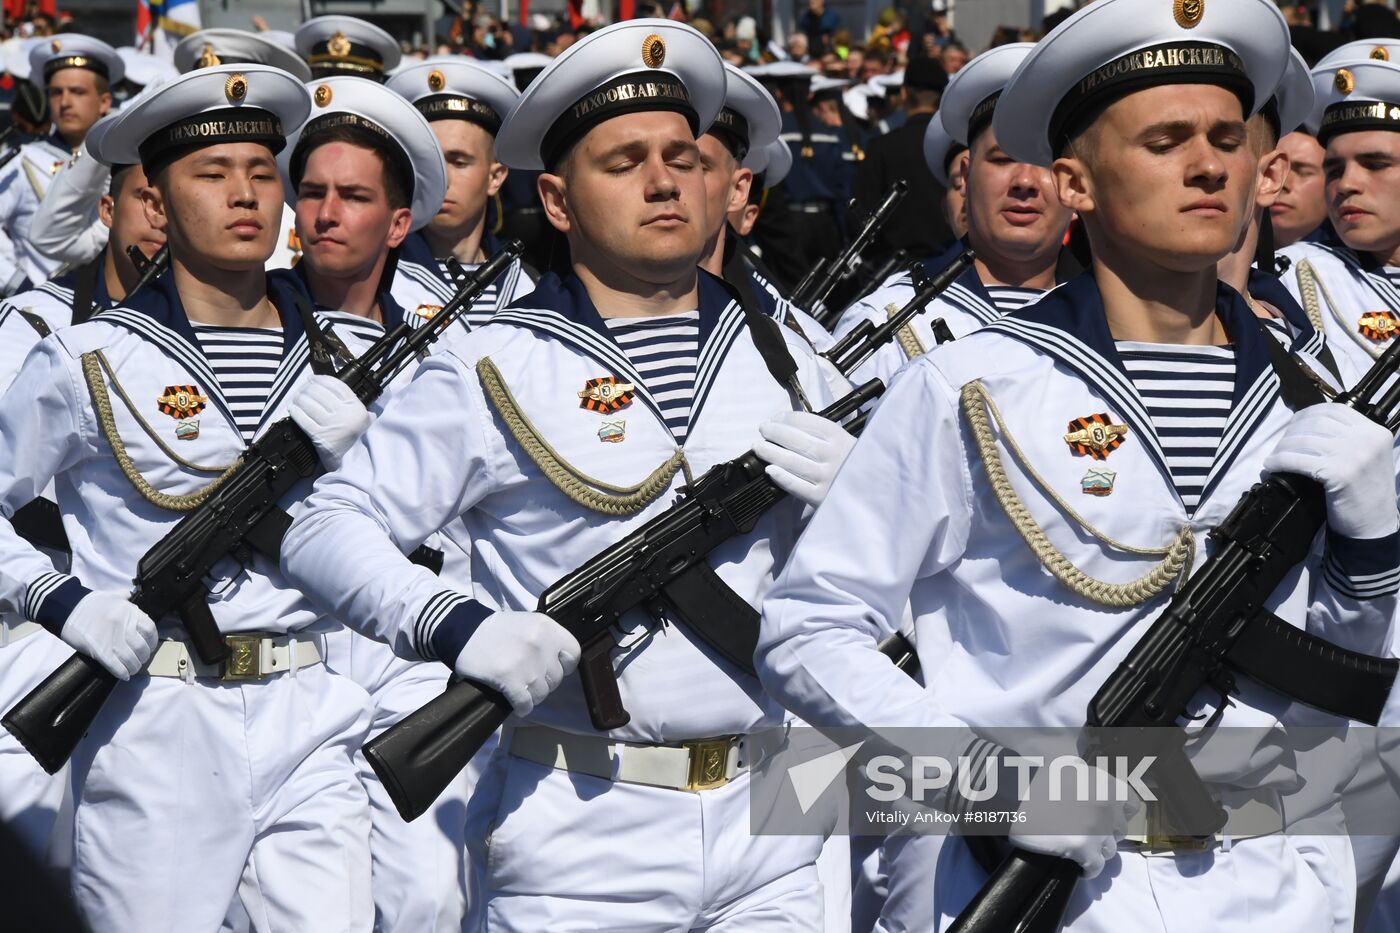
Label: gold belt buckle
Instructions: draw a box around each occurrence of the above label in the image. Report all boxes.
[221,635,264,682]
[1143,801,1211,853]
[684,737,733,792]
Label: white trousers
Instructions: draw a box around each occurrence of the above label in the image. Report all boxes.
[466,748,826,932]
[323,629,475,933]
[0,631,71,857]
[64,658,373,933]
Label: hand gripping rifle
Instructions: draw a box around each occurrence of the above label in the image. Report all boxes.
[362,248,974,822]
[791,179,908,329]
[2,243,524,775]
[949,337,1400,933]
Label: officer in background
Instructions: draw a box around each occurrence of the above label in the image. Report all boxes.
[851,55,955,262]
[0,37,122,294]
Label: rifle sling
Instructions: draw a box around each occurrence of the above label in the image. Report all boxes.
[1224,607,1399,725]
[10,497,69,554]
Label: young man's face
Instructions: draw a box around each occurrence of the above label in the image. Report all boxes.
[100,163,165,262]
[144,142,283,272]
[1323,130,1400,259]
[1057,84,1255,272]
[47,68,110,144]
[428,119,506,240]
[698,133,751,245]
[965,126,1073,266]
[1271,131,1327,248]
[540,110,708,283]
[295,141,412,282]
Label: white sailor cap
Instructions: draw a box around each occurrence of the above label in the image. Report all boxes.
[117,47,180,89]
[755,61,817,81]
[174,28,313,82]
[387,57,521,137]
[993,0,1291,166]
[809,74,848,100]
[295,15,402,81]
[94,64,311,174]
[939,42,1034,146]
[496,20,725,171]
[756,136,792,187]
[1270,47,1314,138]
[843,84,879,121]
[503,51,553,91]
[28,34,124,89]
[870,71,903,91]
[281,76,447,232]
[923,110,966,186]
[1309,58,1400,146]
[709,62,781,163]
[4,37,43,82]
[1318,40,1400,71]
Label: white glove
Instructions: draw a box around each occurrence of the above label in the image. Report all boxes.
[60,591,159,680]
[454,611,582,718]
[753,411,857,507]
[1009,767,1138,880]
[288,375,371,471]
[1263,403,1400,540]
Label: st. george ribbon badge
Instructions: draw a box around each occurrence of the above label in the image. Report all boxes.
[579,376,636,412]
[1064,413,1129,460]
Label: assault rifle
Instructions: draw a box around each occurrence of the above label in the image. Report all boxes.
[123,244,171,303]
[950,337,1400,933]
[364,248,974,822]
[792,179,908,329]
[2,243,524,775]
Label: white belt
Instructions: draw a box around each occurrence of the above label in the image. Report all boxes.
[1124,786,1284,856]
[145,633,324,682]
[505,725,757,792]
[1,619,42,647]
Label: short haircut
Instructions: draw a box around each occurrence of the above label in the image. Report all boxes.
[290,122,412,210]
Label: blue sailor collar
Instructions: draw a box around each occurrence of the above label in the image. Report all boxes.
[495,267,748,438]
[918,238,1068,327]
[40,129,72,155]
[95,264,314,439]
[986,271,1309,512]
[278,260,409,332]
[1248,268,1319,341]
[399,229,440,275]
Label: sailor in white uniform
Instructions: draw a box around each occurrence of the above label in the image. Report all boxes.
[277,74,483,933]
[1281,58,1400,384]
[758,2,1399,930]
[281,20,860,932]
[0,64,388,931]
[831,43,1074,389]
[386,57,535,333]
[295,15,401,84]
[0,36,123,294]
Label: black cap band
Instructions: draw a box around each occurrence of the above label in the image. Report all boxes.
[414,94,503,135]
[1318,99,1400,146]
[309,38,385,75]
[289,111,414,196]
[541,70,697,171]
[44,55,110,83]
[707,107,750,161]
[1050,41,1252,156]
[967,91,1002,146]
[139,107,284,173]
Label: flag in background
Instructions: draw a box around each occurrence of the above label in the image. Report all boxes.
[136,0,199,61]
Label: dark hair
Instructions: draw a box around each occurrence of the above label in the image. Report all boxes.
[108,162,136,197]
[290,121,412,211]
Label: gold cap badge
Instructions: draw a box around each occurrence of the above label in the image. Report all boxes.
[328,31,351,58]
[1336,68,1355,94]
[641,34,666,68]
[197,44,221,68]
[225,73,248,103]
[314,84,332,107]
[50,39,60,53]
[1173,0,1203,29]
[1374,46,1391,61]
[428,69,446,92]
